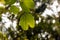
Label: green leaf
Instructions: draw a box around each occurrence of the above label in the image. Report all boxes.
[10,5,19,14]
[20,0,34,9]
[0,0,5,4]
[5,0,16,5]
[19,13,35,30]
[20,2,30,13]
[0,7,4,13]
[24,0,34,9]
[20,0,35,12]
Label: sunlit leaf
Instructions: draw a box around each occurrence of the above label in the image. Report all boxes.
[5,0,16,5]
[0,0,5,4]
[20,0,34,9]
[20,0,35,13]
[20,2,30,13]
[19,13,35,30]
[10,5,19,14]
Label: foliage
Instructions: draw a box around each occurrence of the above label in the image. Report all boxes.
[0,0,60,40]
[10,5,19,14]
[19,13,35,30]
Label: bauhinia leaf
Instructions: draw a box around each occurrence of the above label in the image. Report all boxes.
[19,13,35,30]
[0,0,5,4]
[10,5,19,14]
[20,2,30,13]
[5,0,16,5]
[20,0,34,9]
[20,0,35,12]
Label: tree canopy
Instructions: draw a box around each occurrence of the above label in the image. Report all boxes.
[0,0,60,40]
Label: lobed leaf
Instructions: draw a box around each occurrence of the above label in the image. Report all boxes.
[5,0,16,5]
[19,13,35,30]
[10,5,19,14]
